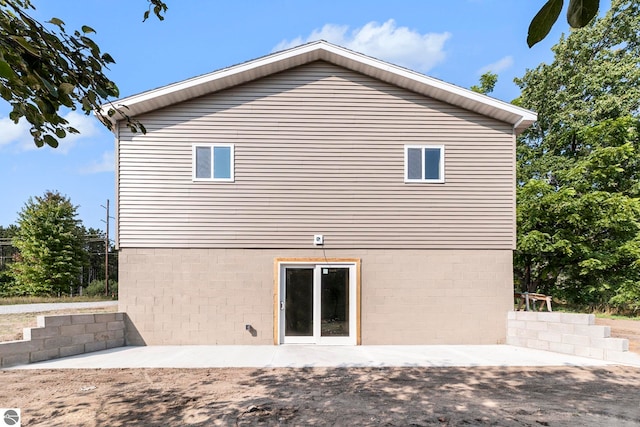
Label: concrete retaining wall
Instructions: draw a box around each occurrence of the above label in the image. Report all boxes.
[0,313,125,368]
[507,311,640,365]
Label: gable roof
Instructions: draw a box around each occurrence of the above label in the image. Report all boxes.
[99,40,536,134]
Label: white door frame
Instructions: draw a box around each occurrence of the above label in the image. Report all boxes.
[275,259,359,345]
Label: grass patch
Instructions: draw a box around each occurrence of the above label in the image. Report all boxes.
[551,302,640,320]
[594,313,640,321]
[0,295,115,306]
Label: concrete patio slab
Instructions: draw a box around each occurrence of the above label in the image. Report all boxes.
[6,345,625,370]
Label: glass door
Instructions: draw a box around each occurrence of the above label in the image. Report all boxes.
[280,264,356,345]
[284,268,314,343]
[320,267,350,338]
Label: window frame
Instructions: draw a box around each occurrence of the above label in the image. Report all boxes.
[404,144,445,183]
[192,143,235,182]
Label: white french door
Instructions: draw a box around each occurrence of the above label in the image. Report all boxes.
[278,263,357,345]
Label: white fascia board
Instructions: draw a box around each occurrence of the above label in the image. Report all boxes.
[99,40,536,132]
[98,41,326,125]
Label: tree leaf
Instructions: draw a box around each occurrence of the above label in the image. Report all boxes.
[101,53,115,64]
[81,25,96,34]
[95,86,109,99]
[10,36,41,57]
[47,17,65,27]
[58,83,75,95]
[0,60,16,79]
[80,36,100,56]
[37,75,58,97]
[35,97,56,115]
[43,134,58,148]
[527,0,564,48]
[567,0,600,28]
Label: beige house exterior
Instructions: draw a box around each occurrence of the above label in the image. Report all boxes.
[101,41,536,346]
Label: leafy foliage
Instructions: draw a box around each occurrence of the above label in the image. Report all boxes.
[515,1,640,309]
[9,191,86,295]
[84,279,117,298]
[0,222,117,296]
[143,0,167,22]
[516,0,640,160]
[528,0,600,47]
[0,0,167,147]
[80,226,117,287]
[470,72,498,95]
[0,224,18,294]
[516,118,640,306]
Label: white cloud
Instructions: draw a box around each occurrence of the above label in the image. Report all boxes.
[478,56,514,75]
[274,19,451,73]
[0,116,31,148]
[0,110,101,153]
[80,150,114,174]
[53,111,102,154]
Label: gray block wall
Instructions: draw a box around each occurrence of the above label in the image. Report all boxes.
[507,311,640,365]
[0,313,125,368]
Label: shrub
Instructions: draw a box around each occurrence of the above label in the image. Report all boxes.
[85,280,118,298]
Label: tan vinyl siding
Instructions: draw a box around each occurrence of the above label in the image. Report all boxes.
[117,61,515,249]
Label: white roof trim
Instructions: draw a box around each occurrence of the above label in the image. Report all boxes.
[99,40,536,134]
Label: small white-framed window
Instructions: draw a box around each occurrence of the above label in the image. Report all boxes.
[404,145,445,183]
[192,144,234,182]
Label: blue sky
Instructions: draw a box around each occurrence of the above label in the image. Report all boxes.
[0,0,610,230]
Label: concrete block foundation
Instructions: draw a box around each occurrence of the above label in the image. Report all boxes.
[119,248,515,346]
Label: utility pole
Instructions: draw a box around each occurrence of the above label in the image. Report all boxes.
[101,200,113,296]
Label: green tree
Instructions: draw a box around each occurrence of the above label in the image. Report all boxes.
[514,0,640,309]
[80,226,117,289]
[10,191,86,295]
[516,0,640,158]
[0,0,167,147]
[516,118,640,308]
[514,0,640,190]
[0,224,19,294]
[470,71,498,95]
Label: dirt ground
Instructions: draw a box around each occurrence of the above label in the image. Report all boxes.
[596,317,640,353]
[3,366,640,426]
[2,313,640,425]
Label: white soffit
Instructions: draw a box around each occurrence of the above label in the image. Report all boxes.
[99,40,537,134]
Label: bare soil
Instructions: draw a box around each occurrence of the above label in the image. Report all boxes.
[596,317,640,353]
[3,366,640,426]
[2,313,640,425]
